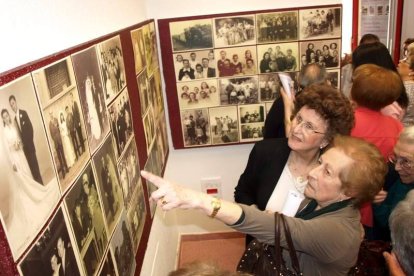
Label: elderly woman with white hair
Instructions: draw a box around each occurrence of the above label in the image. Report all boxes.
[398,42,414,126]
[373,126,414,241]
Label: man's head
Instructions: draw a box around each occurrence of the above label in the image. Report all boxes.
[182,59,190,68]
[190,52,196,60]
[8,95,17,113]
[57,237,65,257]
[298,63,328,90]
[201,58,209,68]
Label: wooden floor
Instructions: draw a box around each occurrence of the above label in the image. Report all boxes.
[178,232,246,272]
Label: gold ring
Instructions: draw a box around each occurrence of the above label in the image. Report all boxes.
[162,200,167,205]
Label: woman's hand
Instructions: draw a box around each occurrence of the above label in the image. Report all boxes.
[280,87,295,136]
[373,189,388,204]
[383,251,406,276]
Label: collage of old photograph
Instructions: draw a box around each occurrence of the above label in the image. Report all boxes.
[167,6,342,147]
[0,19,169,276]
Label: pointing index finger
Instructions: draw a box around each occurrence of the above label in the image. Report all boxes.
[140,170,164,188]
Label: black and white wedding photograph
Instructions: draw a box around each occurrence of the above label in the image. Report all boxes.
[143,22,160,77]
[213,15,256,48]
[92,136,124,237]
[180,108,211,147]
[170,19,213,52]
[126,182,146,253]
[214,46,258,77]
[257,42,299,73]
[97,35,127,104]
[218,76,259,105]
[173,50,216,81]
[72,46,111,154]
[108,89,134,158]
[299,7,341,40]
[131,27,147,75]
[208,106,239,145]
[110,212,135,276]
[64,164,108,276]
[299,39,341,69]
[256,11,298,43]
[118,139,140,208]
[18,207,82,276]
[176,79,219,110]
[0,75,60,259]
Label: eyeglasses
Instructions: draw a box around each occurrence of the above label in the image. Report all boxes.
[388,154,414,170]
[292,114,325,135]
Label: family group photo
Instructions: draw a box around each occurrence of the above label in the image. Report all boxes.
[257,42,299,73]
[215,46,258,77]
[208,106,239,145]
[299,7,341,40]
[256,11,298,43]
[213,16,256,48]
[299,39,341,68]
[177,80,219,109]
[180,108,211,147]
[219,77,259,105]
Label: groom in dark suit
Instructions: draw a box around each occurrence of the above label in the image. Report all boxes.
[57,237,80,276]
[9,95,43,184]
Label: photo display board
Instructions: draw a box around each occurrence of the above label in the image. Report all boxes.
[158,4,342,149]
[0,19,169,275]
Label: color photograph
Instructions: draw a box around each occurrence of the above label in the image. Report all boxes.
[0,75,60,259]
[71,46,111,154]
[256,11,298,43]
[18,207,82,276]
[170,19,213,52]
[213,15,256,48]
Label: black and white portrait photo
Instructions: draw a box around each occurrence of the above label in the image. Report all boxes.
[218,76,259,105]
[72,46,111,154]
[299,39,340,69]
[118,140,140,208]
[143,22,160,77]
[131,27,147,75]
[92,136,124,237]
[18,207,81,276]
[257,42,299,73]
[208,106,239,145]
[180,108,211,147]
[213,15,256,48]
[0,75,60,258]
[108,89,134,158]
[136,70,149,116]
[173,50,217,81]
[170,19,213,52]
[110,212,135,276]
[126,182,146,253]
[97,35,127,104]
[177,79,219,110]
[214,46,258,77]
[299,7,341,40]
[256,11,298,43]
[65,164,108,276]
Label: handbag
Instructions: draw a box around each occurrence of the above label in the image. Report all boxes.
[348,239,391,276]
[237,213,302,276]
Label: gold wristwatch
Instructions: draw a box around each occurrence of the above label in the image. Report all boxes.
[209,197,221,218]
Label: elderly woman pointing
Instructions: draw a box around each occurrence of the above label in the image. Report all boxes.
[141,135,386,275]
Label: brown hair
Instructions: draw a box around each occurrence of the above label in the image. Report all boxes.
[332,135,387,207]
[351,64,403,110]
[292,84,354,142]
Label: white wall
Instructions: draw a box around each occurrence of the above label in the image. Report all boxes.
[401,0,414,57]
[0,0,148,73]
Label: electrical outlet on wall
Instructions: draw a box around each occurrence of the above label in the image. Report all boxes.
[201,177,222,198]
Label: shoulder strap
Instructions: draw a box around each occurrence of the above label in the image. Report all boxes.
[281,214,302,274]
[274,212,283,270]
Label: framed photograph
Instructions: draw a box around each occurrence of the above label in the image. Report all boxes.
[256,11,298,43]
[117,139,140,208]
[299,39,340,69]
[92,135,124,237]
[214,46,257,77]
[143,22,160,76]
[258,72,299,102]
[218,76,259,105]
[170,19,213,52]
[213,15,256,48]
[0,75,60,258]
[177,79,219,110]
[257,42,299,73]
[108,89,134,158]
[126,182,146,253]
[110,212,135,276]
[18,207,82,276]
[131,27,147,75]
[64,163,108,276]
[180,108,211,147]
[97,35,127,104]
[174,50,217,82]
[299,7,341,40]
[208,106,239,145]
[71,46,111,154]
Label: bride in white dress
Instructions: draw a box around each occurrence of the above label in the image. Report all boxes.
[59,111,76,167]
[85,76,102,140]
[0,108,59,257]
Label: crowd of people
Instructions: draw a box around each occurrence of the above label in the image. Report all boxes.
[145,34,414,276]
